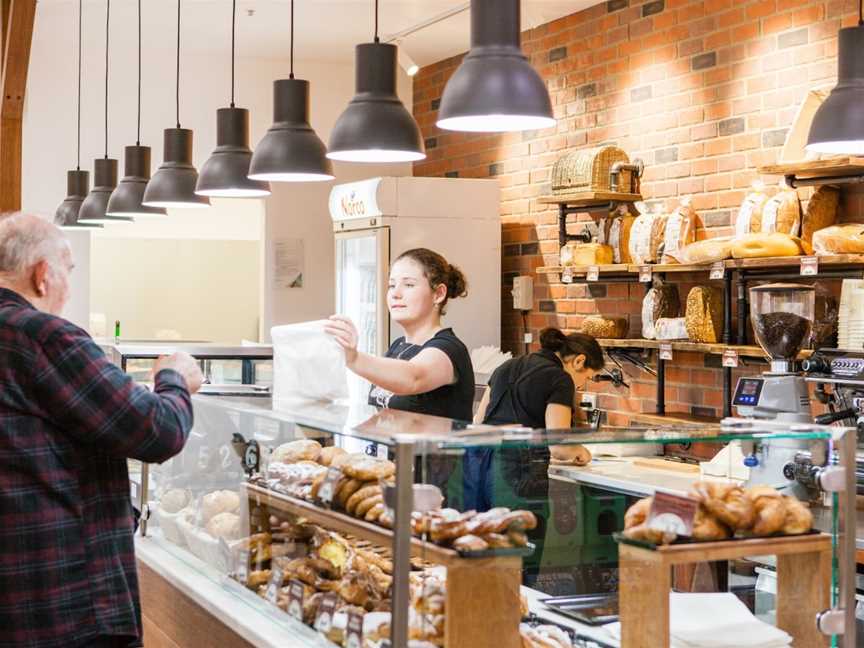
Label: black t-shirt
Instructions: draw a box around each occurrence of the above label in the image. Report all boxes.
[483,349,575,429]
[368,328,475,422]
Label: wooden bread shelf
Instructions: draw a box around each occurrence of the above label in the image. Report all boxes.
[243,483,523,569]
[759,157,864,179]
[596,339,812,359]
[538,191,642,205]
[726,254,864,269]
[536,264,630,276]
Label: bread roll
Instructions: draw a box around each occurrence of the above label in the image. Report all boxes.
[735,185,769,236]
[272,439,322,464]
[549,444,592,466]
[801,185,840,246]
[641,280,681,339]
[160,488,190,514]
[812,223,864,255]
[579,316,628,339]
[685,287,723,344]
[201,490,240,523]
[677,237,734,264]
[661,197,697,263]
[206,511,241,540]
[760,188,801,236]
[654,317,688,340]
[731,232,806,259]
[560,242,614,266]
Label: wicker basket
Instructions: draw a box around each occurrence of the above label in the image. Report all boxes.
[551,145,634,194]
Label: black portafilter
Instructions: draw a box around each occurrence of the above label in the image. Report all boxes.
[593,368,629,389]
[814,408,859,426]
[801,356,831,374]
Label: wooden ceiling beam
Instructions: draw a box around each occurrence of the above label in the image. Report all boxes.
[1,0,36,213]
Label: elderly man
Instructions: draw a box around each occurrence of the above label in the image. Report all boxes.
[0,213,203,648]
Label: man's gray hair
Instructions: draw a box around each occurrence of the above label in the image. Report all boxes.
[0,212,69,279]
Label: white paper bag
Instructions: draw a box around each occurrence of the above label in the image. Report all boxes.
[271,321,349,407]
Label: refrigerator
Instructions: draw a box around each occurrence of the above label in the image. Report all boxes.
[330,176,501,402]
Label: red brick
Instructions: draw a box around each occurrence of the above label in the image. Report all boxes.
[763,12,794,34]
[718,190,746,207]
[694,158,719,175]
[706,173,733,191]
[718,153,746,171]
[746,0,776,20]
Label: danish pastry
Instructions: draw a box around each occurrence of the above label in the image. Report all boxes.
[341,456,396,481]
[318,446,347,467]
[452,534,489,552]
[271,439,322,464]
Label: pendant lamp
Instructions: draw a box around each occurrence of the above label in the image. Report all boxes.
[437,0,555,133]
[806,2,864,154]
[143,0,209,209]
[196,0,270,197]
[55,0,96,228]
[248,0,333,182]
[106,0,166,218]
[78,0,131,225]
[327,0,425,163]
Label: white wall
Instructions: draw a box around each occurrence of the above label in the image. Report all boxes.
[24,1,413,342]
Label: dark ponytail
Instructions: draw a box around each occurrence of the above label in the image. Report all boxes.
[539,327,605,370]
[395,248,468,315]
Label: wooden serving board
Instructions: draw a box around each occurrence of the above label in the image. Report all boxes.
[631,457,701,473]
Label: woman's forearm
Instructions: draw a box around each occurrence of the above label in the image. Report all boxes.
[349,352,428,396]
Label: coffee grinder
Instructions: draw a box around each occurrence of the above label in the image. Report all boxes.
[732,283,815,422]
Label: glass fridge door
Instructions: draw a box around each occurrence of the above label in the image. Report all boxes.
[335,227,390,403]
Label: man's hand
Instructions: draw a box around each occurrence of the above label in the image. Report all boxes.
[154,352,204,394]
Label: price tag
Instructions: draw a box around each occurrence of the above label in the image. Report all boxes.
[376,443,389,460]
[648,491,698,536]
[344,610,364,648]
[587,265,600,281]
[659,343,673,361]
[129,480,139,502]
[800,256,819,276]
[265,567,284,604]
[561,267,574,284]
[286,579,305,621]
[722,348,739,368]
[219,538,233,573]
[709,262,725,280]
[314,593,338,633]
[317,467,343,507]
[236,550,250,585]
[639,265,653,282]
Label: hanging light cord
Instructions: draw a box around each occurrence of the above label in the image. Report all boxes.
[289,0,294,79]
[76,0,82,169]
[136,0,141,145]
[104,0,110,159]
[230,0,236,107]
[175,0,181,128]
[374,0,380,43]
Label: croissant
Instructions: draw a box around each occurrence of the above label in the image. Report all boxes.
[781,495,813,535]
[691,504,731,541]
[747,486,787,536]
[690,482,755,532]
[622,522,676,545]
[624,497,652,529]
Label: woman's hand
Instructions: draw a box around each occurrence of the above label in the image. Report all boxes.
[324,315,359,367]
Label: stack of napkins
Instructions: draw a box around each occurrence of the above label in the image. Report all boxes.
[604,592,792,647]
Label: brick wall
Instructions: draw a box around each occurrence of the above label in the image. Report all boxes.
[412,0,860,421]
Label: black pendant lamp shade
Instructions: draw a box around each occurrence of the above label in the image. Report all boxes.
[197,107,271,196]
[437,0,554,133]
[806,25,864,154]
[55,170,91,226]
[249,79,334,181]
[78,158,132,224]
[143,128,210,208]
[107,146,167,217]
[328,42,425,163]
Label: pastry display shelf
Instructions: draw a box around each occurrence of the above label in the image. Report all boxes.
[536,264,631,279]
[759,157,864,188]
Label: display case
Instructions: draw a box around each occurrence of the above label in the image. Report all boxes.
[134,393,858,648]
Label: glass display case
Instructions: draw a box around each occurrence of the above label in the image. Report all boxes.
[135,394,858,648]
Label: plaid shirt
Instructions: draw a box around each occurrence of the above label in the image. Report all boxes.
[0,288,194,647]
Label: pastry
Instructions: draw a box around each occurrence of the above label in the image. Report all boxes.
[549,444,592,466]
[201,490,240,523]
[335,478,365,509]
[678,236,734,264]
[691,505,731,541]
[747,485,787,536]
[355,494,384,519]
[507,529,529,547]
[482,533,512,548]
[452,534,489,552]
[206,511,241,541]
[379,509,394,529]
[340,456,396,481]
[622,522,675,545]
[781,495,812,534]
[689,482,755,532]
[364,502,386,522]
[493,510,538,533]
[346,484,382,516]
[159,488,190,514]
[318,446,347,467]
[354,549,393,575]
[731,232,808,258]
[271,439,322,464]
[624,497,652,529]
[430,518,469,544]
[247,569,271,588]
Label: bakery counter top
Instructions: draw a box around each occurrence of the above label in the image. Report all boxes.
[136,534,332,648]
[548,457,732,497]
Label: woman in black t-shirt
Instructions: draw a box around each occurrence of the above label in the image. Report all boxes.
[325,248,474,422]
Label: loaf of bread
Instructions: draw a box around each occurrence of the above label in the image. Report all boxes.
[812,223,864,255]
[801,185,840,246]
[596,213,612,246]
[629,203,667,265]
[661,197,697,264]
[655,317,688,340]
[642,280,681,339]
[608,213,636,264]
[580,316,629,338]
[735,185,769,236]
[677,236,734,264]
[685,287,723,343]
[560,242,614,266]
[731,232,806,259]
[760,187,801,236]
